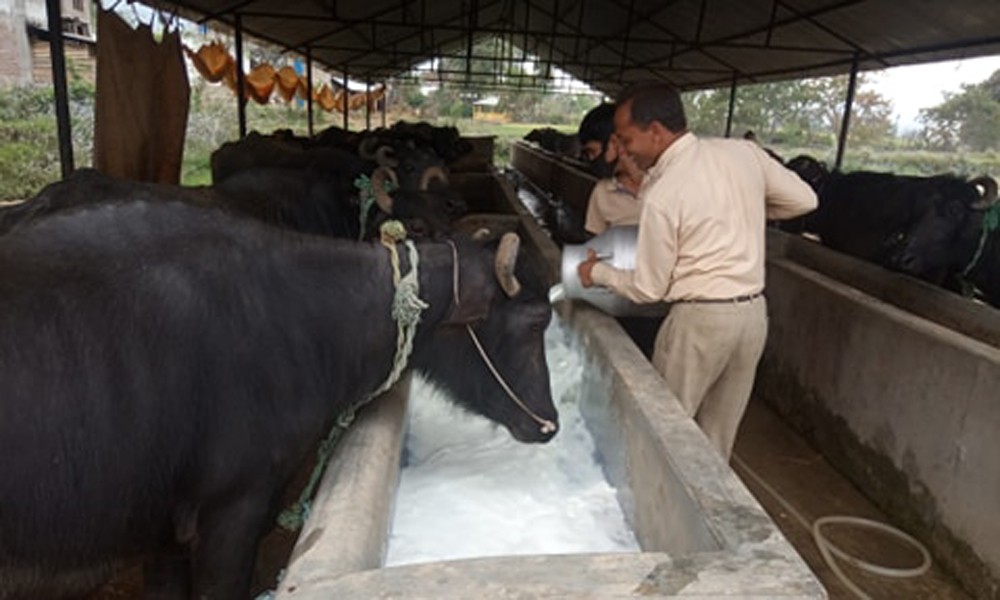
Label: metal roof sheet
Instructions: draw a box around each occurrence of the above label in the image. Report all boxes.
[162,0,1000,93]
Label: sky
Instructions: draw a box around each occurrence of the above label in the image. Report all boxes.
[868,54,1000,133]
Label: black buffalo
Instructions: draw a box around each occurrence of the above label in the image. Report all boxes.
[2,166,464,242]
[0,200,557,599]
[523,127,581,159]
[782,157,998,290]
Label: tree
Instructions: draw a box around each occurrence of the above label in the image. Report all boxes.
[682,74,894,151]
[918,69,1000,151]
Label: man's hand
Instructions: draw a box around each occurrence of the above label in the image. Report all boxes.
[577,248,600,288]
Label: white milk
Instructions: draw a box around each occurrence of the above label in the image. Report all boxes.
[385,316,639,566]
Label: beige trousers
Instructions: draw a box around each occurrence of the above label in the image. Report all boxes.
[652,296,768,460]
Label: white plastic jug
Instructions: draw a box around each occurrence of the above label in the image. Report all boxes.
[551,225,668,317]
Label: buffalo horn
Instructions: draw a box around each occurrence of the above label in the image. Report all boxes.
[494,232,522,298]
[970,175,999,210]
[419,165,449,191]
[375,145,399,168]
[358,135,380,160]
[371,166,398,214]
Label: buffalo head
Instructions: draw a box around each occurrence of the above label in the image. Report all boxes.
[412,233,558,443]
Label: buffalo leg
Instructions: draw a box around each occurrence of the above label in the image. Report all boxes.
[189,494,275,600]
[144,548,191,600]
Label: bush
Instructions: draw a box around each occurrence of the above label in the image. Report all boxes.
[0,84,94,201]
[0,139,60,200]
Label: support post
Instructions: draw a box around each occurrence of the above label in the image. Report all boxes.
[306,46,314,137]
[234,14,247,138]
[381,83,387,128]
[46,0,73,177]
[835,56,860,170]
[724,74,737,138]
[365,79,371,130]
[342,68,349,130]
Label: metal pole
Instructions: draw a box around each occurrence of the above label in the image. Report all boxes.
[342,68,349,130]
[45,0,73,177]
[835,56,860,170]
[234,14,247,138]
[381,84,387,128]
[365,79,371,130]
[724,74,737,138]
[306,46,314,137]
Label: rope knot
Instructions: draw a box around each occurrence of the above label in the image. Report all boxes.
[379,219,408,245]
[393,274,429,326]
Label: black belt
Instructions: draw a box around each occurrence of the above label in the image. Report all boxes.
[673,291,764,304]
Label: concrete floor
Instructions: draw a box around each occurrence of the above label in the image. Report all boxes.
[733,398,971,599]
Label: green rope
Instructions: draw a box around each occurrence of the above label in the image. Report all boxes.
[277,220,428,532]
[353,173,397,241]
[959,202,1000,297]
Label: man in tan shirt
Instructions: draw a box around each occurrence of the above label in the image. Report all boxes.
[578,82,817,459]
[584,138,644,235]
[579,103,643,236]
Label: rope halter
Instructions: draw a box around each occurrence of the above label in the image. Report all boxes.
[447,239,558,436]
[959,199,1000,297]
[277,220,428,532]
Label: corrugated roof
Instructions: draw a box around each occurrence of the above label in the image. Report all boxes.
[163,0,1000,93]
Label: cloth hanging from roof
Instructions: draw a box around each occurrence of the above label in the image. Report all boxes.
[181,42,387,113]
[94,10,190,184]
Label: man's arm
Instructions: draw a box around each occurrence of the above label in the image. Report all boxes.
[583,201,677,304]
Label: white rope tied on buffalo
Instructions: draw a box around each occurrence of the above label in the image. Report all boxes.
[361,220,429,411]
[277,220,427,532]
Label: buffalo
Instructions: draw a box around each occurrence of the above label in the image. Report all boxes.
[523,127,581,159]
[782,156,998,297]
[1,162,464,242]
[0,200,557,599]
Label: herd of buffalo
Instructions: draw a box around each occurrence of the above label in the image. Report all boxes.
[0,122,560,599]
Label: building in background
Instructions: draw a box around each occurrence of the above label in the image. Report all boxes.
[0,0,96,86]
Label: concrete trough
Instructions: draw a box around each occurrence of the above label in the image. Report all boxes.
[759,230,1000,600]
[509,137,1000,598]
[270,169,824,599]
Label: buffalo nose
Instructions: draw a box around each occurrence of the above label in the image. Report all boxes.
[895,252,922,274]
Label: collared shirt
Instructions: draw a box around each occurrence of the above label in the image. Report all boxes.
[584,178,642,235]
[591,132,817,303]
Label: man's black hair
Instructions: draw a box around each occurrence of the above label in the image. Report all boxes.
[616,82,687,133]
[578,103,616,145]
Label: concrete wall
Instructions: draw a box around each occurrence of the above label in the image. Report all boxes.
[759,230,1000,600]
[0,0,33,85]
